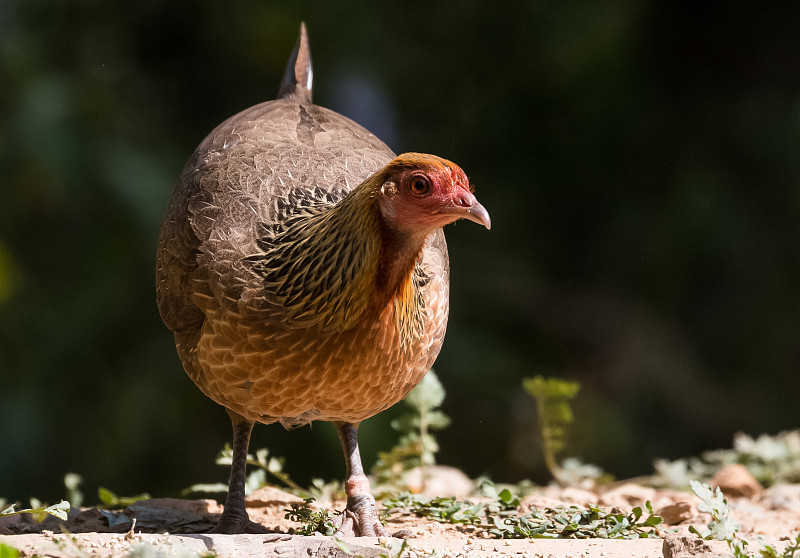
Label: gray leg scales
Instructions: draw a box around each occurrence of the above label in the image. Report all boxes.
[334,422,387,537]
[211,411,271,534]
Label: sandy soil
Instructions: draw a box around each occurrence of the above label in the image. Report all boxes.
[2,472,799,557]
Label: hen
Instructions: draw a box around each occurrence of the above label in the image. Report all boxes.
[156,23,490,536]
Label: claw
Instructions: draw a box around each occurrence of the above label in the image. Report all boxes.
[334,494,386,537]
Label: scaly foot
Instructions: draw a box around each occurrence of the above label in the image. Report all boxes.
[334,493,387,537]
[211,509,272,534]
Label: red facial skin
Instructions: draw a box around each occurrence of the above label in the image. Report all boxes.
[378,154,491,237]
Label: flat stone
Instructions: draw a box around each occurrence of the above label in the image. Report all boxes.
[656,501,694,525]
[124,498,219,533]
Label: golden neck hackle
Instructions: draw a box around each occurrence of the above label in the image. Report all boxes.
[251,170,428,341]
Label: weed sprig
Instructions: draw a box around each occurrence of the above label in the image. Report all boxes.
[0,500,69,522]
[97,487,150,509]
[283,498,338,535]
[690,480,800,558]
[372,370,451,490]
[523,376,606,488]
[184,445,313,499]
[382,481,662,540]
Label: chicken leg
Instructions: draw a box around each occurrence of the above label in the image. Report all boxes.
[211,410,270,534]
[334,422,387,537]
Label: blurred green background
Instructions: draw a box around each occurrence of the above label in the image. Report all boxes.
[1,0,799,504]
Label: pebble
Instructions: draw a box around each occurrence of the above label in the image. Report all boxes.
[656,501,693,525]
[711,464,761,499]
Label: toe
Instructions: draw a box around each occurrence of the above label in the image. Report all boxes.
[335,495,386,537]
[334,512,356,537]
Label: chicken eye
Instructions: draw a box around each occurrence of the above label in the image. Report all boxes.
[409,176,431,196]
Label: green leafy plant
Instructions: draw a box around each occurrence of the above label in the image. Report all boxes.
[284,497,338,536]
[305,477,344,502]
[690,480,800,558]
[184,445,308,498]
[558,457,606,488]
[98,487,150,509]
[0,543,20,558]
[372,370,451,489]
[383,480,662,540]
[523,375,591,487]
[492,501,662,540]
[0,500,70,522]
[0,473,85,524]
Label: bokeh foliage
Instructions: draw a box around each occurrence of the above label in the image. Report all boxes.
[1,0,799,503]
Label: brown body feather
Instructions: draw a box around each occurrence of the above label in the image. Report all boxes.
[156,101,450,428]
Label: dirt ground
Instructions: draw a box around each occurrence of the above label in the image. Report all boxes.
[2,468,799,557]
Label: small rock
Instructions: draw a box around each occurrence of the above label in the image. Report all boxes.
[403,465,473,498]
[662,533,722,558]
[125,498,218,533]
[656,501,694,525]
[711,464,761,499]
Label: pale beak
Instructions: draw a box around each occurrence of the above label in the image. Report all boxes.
[449,190,491,230]
[463,199,491,230]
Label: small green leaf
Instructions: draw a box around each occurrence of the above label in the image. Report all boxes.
[331,537,352,555]
[44,500,70,521]
[479,479,498,499]
[98,487,114,506]
[380,538,409,558]
[643,515,663,527]
[254,448,269,465]
[98,487,150,509]
[64,473,84,508]
[0,543,20,558]
[405,370,446,412]
[426,410,452,430]
[181,482,229,496]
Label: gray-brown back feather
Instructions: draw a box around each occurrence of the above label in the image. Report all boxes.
[156,101,399,333]
[156,24,450,346]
